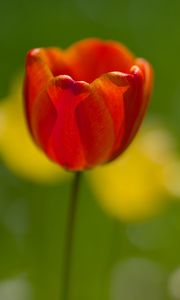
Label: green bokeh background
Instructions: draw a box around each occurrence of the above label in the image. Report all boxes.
[0,0,180,299]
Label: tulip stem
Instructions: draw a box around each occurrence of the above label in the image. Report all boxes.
[62,171,82,300]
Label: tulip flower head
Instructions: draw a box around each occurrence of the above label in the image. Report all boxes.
[24,38,153,170]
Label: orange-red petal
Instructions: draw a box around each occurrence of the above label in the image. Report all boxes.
[107,60,153,161]
[64,38,135,82]
[32,76,90,169]
[117,60,153,156]
[75,72,129,166]
[24,47,72,132]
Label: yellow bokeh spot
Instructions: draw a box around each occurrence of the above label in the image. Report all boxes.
[0,76,68,183]
[88,125,180,222]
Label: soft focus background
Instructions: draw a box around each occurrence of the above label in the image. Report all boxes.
[0,0,180,299]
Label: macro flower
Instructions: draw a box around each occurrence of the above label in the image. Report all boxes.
[24,38,153,170]
[1,76,180,221]
[0,76,66,182]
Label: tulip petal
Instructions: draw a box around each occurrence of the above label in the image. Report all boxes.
[75,72,130,166]
[24,49,53,131]
[40,48,72,77]
[31,88,57,155]
[24,48,72,132]
[75,90,115,167]
[115,66,144,155]
[65,38,134,83]
[135,58,153,102]
[42,76,90,170]
[109,61,153,161]
[122,61,153,150]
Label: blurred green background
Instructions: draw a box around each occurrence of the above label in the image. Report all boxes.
[0,0,180,299]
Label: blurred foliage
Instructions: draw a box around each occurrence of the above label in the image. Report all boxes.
[0,0,180,299]
[89,124,180,221]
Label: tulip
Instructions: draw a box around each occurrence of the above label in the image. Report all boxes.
[24,38,153,170]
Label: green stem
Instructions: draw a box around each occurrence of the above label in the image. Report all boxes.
[62,171,82,300]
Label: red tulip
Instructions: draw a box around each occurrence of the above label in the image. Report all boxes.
[24,38,153,171]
